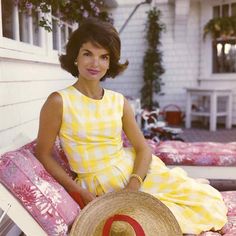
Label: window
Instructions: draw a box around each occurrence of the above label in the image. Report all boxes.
[212,2,236,73]
[213,40,236,73]
[1,0,73,53]
[1,0,41,46]
[51,8,73,53]
[52,19,73,53]
[232,3,236,16]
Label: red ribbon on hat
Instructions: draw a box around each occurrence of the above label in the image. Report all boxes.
[102,214,145,236]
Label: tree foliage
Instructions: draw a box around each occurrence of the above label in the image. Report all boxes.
[15,0,113,31]
[141,7,165,110]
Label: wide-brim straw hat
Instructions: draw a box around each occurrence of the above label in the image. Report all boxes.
[70,190,182,236]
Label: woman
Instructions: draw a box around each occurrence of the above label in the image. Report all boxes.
[35,18,227,234]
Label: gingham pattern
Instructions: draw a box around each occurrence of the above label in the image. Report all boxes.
[58,86,227,234]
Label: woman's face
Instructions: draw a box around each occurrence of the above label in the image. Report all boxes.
[76,41,110,81]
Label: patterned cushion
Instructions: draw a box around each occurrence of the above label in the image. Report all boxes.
[154,141,236,166]
[1,137,236,235]
[222,191,236,217]
[0,140,80,235]
[221,216,236,235]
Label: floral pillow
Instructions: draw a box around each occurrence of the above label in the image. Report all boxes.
[154,141,236,166]
[0,140,80,235]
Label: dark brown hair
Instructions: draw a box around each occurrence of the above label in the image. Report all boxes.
[59,18,128,81]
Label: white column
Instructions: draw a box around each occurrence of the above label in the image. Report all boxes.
[57,22,61,53]
[38,10,45,47]
[185,90,192,128]
[45,11,53,54]
[28,10,33,44]
[210,91,217,131]
[226,92,233,129]
[12,4,20,41]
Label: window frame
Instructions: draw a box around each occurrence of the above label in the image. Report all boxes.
[51,14,74,54]
[0,0,76,64]
[212,2,236,74]
[200,0,236,80]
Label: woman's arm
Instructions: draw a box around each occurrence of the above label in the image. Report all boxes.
[122,98,152,191]
[35,92,95,206]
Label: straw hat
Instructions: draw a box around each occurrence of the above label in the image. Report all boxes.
[70,190,182,236]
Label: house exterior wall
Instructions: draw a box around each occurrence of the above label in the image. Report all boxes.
[105,0,200,112]
[0,35,75,150]
[154,0,200,110]
[102,2,151,98]
[108,0,236,125]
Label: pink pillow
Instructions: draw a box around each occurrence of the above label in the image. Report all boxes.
[0,141,80,235]
[220,216,236,235]
[154,141,236,166]
[222,191,236,217]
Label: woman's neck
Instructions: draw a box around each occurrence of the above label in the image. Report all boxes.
[73,80,104,100]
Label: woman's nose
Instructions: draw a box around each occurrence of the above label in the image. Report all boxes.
[91,57,99,67]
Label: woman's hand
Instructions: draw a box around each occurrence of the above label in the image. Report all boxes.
[79,188,96,205]
[123,178,141,191]
[69,188,96,209]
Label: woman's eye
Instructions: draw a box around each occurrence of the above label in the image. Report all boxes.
[83,52,90,56]
[102,55,109,60]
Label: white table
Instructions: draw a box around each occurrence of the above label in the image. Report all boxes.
[185,87,233,131]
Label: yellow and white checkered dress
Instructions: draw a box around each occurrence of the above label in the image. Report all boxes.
[58,85,227,234]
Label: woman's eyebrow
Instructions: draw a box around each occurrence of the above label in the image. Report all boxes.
[101,53,110,56]
[81,48,91,52]
[81,48,109,56]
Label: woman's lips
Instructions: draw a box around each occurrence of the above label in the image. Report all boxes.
[87,69,100,75]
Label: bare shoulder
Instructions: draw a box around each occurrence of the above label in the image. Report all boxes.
[47,92,62,105]
[36,92,63,156]
[123,96,133,114]
[41,92,63,116]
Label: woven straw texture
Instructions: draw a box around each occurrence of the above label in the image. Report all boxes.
[70,190,182,236]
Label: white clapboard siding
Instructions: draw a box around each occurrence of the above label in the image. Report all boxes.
[0,119,38,149]
[0,99,44,130]
[0,78,74,106]
[105,1,201,115]
[103,3,150,98]
[156,1,200,111]
[0,61,70,82]
[0,57,75,149]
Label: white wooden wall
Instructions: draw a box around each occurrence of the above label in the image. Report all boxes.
[107,0,236,124]
[0,42,75,150]
[105,0,200,112]
[155,0,200,110]
[103,3,151,98]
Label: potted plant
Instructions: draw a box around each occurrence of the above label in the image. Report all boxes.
[203,16,236,40]
[141,7,165,110]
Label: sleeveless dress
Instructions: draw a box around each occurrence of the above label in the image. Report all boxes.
[58,85,227,234]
